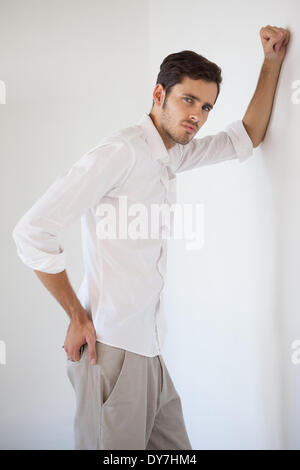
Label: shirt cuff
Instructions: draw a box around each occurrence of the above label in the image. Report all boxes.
[225,120,254,163]
[12,226,67,274]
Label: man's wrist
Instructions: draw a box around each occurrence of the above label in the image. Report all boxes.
[262,56,283,71]
[69,307,89,325]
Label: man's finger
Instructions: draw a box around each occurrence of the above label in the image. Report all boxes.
[260,26,289,48]
[261,29,285,55]
[260,29,277,51]
[260,26,280,41]
[282,30,290,46]
[87,337,97,365]
[74,348,81,361]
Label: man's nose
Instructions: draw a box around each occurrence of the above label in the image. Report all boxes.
[189,115,200,126]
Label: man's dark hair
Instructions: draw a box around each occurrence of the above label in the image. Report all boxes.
[151,50,222,109]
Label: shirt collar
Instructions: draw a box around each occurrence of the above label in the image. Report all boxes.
[137,112,171,164]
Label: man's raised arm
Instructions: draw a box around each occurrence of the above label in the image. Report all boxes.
[242,25,290,148]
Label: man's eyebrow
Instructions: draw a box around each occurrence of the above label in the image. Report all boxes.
[182,93,214,109]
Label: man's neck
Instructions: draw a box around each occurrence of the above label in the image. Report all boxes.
[149,112,175,151]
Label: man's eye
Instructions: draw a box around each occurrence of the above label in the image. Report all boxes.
[184,98,211,111]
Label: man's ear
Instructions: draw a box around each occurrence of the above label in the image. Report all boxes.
[153,83,166,108]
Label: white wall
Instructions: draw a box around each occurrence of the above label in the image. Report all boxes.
[1,0,150,450]
[148,0,299,450]
[1,0,299,449]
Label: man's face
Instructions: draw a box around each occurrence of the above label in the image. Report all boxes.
[151,76,218,149]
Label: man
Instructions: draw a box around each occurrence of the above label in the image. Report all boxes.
[12,25,290,450]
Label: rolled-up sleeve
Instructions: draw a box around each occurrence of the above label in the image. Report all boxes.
[174,119,254,173]
[12,138,135,274]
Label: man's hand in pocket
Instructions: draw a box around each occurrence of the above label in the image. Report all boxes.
[64,310,97,365]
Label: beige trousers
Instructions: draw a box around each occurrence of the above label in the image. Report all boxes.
[66,341,192,450]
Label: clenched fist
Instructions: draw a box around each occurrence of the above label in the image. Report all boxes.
[260,25,290,64]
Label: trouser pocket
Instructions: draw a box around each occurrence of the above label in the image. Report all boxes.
[100,346,128,407]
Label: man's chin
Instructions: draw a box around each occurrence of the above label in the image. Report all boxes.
[177,135,193,145]
[168,131,193,146]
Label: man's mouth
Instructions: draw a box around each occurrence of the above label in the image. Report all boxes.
[182,124,196,133]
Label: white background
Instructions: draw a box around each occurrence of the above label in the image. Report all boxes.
[1,0,299,449]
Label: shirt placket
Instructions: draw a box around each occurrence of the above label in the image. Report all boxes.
[154,164,170,353]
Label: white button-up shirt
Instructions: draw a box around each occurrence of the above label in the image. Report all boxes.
[12,113,253,357]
